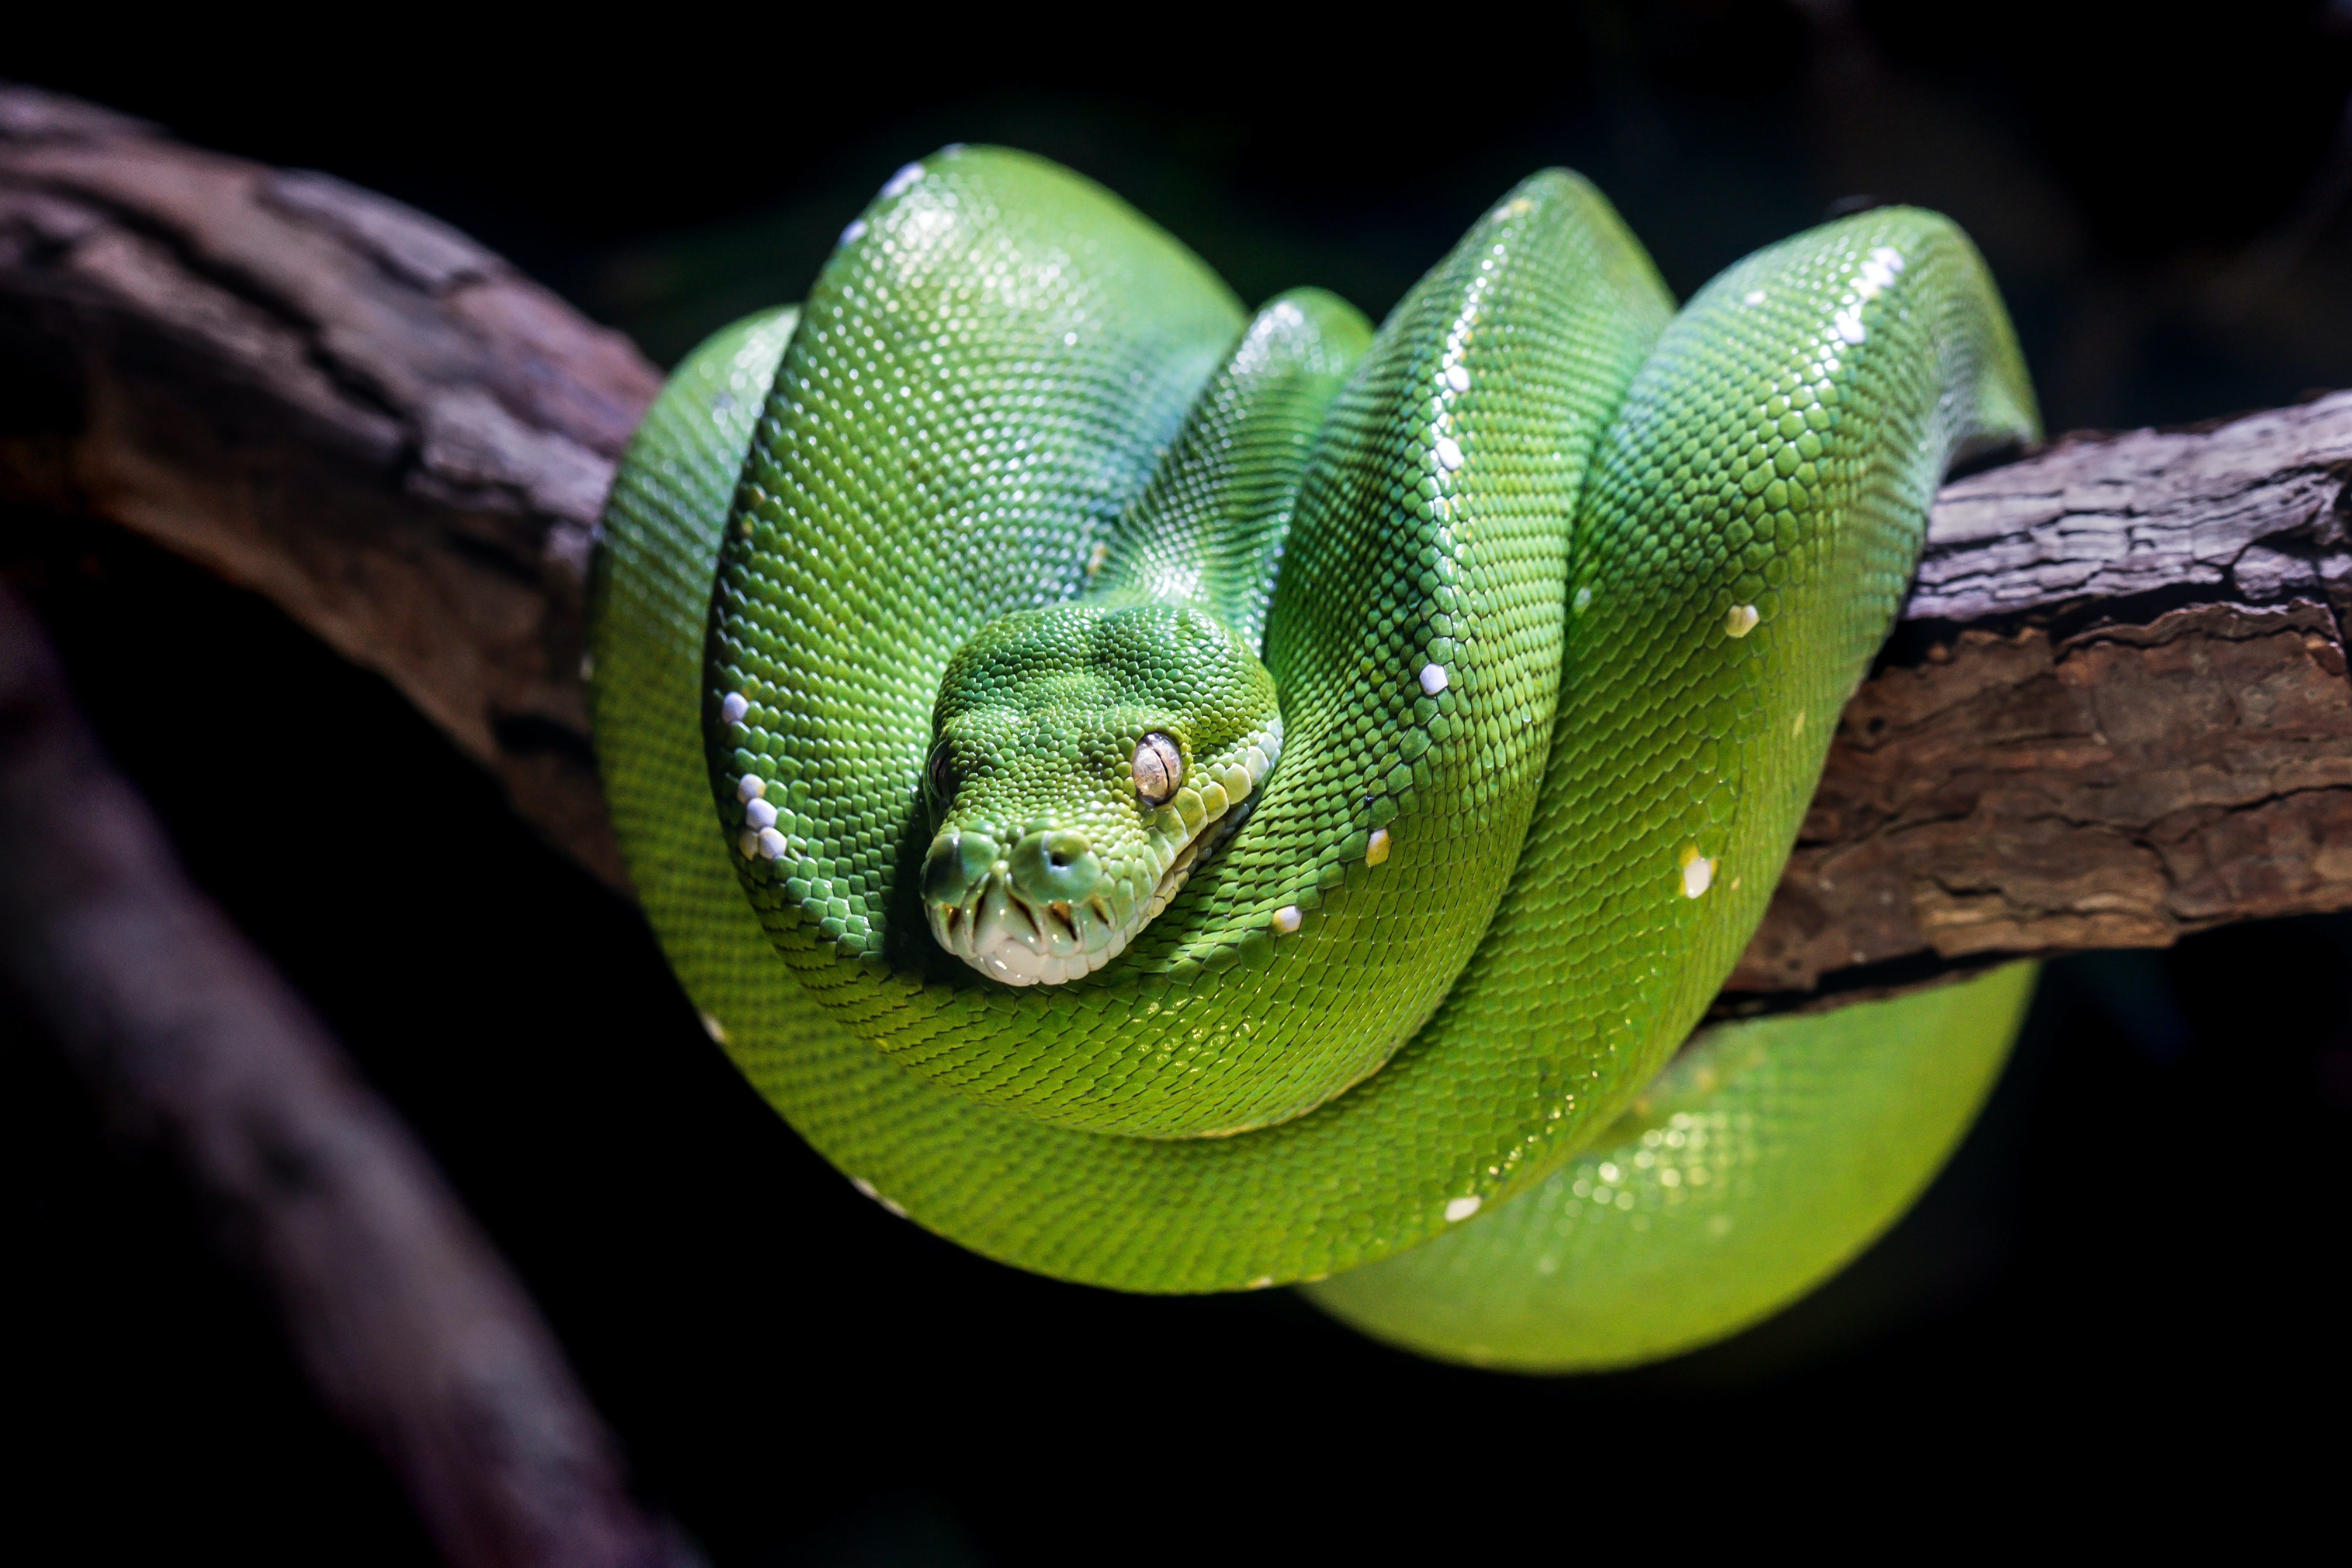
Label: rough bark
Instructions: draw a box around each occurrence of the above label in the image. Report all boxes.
[3,81,2349,1008]
[0,84,655,888]
[1730,399,2352,1000]
[0,582,700,1568]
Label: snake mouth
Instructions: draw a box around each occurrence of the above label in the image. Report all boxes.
[928,871,1126,987]
[923,719,1280,987]
[925,801,1257,987]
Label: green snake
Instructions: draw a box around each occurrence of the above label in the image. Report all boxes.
[587,147,2041,1371]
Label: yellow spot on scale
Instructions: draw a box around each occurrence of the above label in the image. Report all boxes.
[1725,603,1760,638]
[1444,1195,1482,1222]
[1366,827,1391,867]
[1792,709,1805,735]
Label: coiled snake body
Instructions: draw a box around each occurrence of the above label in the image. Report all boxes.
[589,148,2039,1371]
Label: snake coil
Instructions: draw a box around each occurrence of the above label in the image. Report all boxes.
[589,147,2038,1370]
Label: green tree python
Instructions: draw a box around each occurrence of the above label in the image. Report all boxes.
[587,147,2041,1372]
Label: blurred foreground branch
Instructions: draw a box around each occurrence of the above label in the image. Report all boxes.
[0,578,701,1566]
[3,82,2349,1009]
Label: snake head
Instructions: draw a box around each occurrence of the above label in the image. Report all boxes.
[921,601,1282,986]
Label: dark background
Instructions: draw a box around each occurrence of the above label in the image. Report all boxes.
[7,2,2352,1558]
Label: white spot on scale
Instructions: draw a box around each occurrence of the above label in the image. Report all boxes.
[1725,604,1760,638]
[838,218,867,246]
[1445,1195,1483,1222]
[758,827,787,860]
[737,773,767,802]
[1433,435,1464,471]
[744,798,778,830]
[738,830,760,860]
[1573,585,1593,614]
[1834,309,1867,346]
[1444,363,1471,393]
[1246,1275,1275,1290]
[846,1179,908,1217]
[1418,662,1449,696]
[1742,289,1767,306]
[1681,852,1715,899]
[699,1010,730,1045]
[720,691,749,724]
[1272,905,1303,935]
[880,161,923,199]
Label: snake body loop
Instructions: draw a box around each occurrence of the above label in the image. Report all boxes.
[588,148,2039,1368]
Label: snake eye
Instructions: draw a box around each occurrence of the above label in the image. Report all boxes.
[1132,732,1184,808]
[926,741,957,809]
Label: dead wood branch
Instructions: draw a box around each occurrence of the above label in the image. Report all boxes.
[3,82,2348,1007]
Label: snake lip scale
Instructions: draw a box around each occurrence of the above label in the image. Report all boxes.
[590,143,2045,1367]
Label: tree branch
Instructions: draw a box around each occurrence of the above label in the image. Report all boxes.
[0,83,655,889]
[1731,399,2352,1000]
[4,81,2348,1009]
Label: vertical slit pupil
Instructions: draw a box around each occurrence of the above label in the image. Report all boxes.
[1135,733,1181,806]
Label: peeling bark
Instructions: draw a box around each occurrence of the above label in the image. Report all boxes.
[1731,400,2352,1000]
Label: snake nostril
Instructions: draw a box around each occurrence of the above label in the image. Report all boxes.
[1010,830,1100,901]
[928,829,1002,905]
[956,830,999,889]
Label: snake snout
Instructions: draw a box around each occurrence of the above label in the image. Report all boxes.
[923,823,1128,987]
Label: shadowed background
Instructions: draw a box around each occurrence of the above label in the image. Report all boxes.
[7,3,2350,1558]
